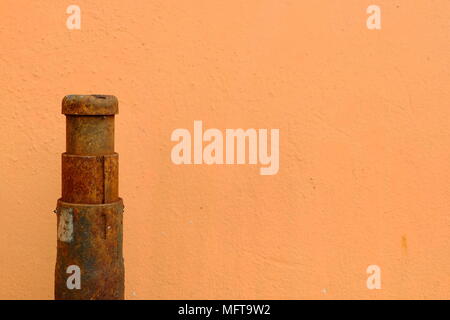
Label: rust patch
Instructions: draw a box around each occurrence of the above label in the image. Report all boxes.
[103,154,119,203]
[55,200,124,300]
[66,115,115,155]
[62,95,118,116]
[62,153,118,204]
[401,235,408,254]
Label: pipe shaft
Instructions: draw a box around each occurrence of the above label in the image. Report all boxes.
[55,95,124,300]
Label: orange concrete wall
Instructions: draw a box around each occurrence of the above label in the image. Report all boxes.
[0,0,449,299]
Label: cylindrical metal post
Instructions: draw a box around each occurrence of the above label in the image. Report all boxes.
[55,95,124,300]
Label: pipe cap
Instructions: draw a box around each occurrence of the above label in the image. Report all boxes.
[62,95,118,115]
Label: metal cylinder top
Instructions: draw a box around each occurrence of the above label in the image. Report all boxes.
[62,95,118,115]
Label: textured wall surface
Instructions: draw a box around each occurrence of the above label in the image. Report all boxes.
[0,0,449,299]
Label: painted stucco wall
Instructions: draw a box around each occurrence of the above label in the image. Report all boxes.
[0,0,449,299]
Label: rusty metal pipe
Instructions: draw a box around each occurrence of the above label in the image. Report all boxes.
[55,95,124,300]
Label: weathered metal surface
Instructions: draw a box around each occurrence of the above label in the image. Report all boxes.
[55,95,124,300]
[62,154,119,204]
[62,95,118,115]
[66,115,115,155]
[55,200,124,300]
